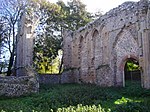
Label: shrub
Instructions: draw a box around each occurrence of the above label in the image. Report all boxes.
[115,102,149,112]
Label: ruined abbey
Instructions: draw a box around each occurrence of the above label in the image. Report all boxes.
[63,0,150,89]
[1,0,150,96]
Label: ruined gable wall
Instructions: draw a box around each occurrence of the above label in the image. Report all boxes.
[63,0,150,88]
[73,1,140,85]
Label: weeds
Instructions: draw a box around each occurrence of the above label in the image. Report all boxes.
[0,81,150,112]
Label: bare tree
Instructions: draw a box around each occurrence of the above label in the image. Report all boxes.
[0,0,29,76]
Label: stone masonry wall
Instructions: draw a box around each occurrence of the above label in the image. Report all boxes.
[63,0,150,88]
[39,74,61,84]
[0,76,39,97]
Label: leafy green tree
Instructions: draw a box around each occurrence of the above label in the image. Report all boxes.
[33,1,62,73]
[34,0,92,74]
[126,61,140,71]
[34,33,62,73]
[66,0,91,30]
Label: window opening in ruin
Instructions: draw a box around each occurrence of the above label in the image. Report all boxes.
[79,36,84,60]
[124,58,141,86]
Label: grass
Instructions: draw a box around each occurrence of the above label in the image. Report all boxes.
[0,81,150,112]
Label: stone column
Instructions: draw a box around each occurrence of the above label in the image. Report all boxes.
[141,30,150,88]
[16,13,39,76]
[140,4,150,88]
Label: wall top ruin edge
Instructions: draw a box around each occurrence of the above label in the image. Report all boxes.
[67,0,149,39]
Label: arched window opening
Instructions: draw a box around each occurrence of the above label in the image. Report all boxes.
[79,36,84,49]
[124,58,141,86]
[92,30,98,38]
[78,36,84,60]
[92,29,99,54]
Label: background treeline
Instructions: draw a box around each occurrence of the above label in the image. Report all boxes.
[0,0,101,75]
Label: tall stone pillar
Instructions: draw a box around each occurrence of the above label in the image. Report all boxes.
[16,13,39,76]
[139,1,150,89]
[141,29,150,88]
[62,30,73,69]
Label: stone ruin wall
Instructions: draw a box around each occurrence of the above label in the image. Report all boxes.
[63,0,150,88]
[1,0,150,97]
[0,11,39,96]
[0,75,38,96]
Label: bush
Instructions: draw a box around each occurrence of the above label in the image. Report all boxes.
[115,102,149,112]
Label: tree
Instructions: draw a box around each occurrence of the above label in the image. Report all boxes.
[33,1,62,73]
[126,60,140,71]
[91,10,103,20]
[0,20,8,74]
[33,0,92,74]
[0,0,39,76]
[66,0,91,30]
[0,0,30,76]
[34,32,62,73]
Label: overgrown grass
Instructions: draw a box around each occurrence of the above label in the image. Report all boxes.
[0,81,150,112]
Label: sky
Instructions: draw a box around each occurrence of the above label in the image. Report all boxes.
[49,0,140,14]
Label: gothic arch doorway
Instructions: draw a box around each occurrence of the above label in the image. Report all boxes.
[124,58,141,86]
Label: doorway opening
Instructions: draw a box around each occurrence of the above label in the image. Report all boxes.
[124,58,141,86]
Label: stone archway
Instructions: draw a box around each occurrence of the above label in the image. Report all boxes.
[124,58,141,82]
[113,29,139,86]
[120,56,141,87]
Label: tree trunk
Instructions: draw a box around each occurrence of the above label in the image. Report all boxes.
[7,52,14,76]
[59,57,63,74]
[59,26,63,74]
[7,24,15,76]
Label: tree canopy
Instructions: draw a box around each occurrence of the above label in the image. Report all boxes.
[34,0,92,73]
[0,0,95,75]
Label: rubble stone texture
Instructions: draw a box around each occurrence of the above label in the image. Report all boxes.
[63,0,150,89]
[0,75,38,96]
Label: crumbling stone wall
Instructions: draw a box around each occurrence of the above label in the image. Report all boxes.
[0,75,38,97]
[0,67,39,97]
[0,6,40,96]
[63,0,150,89]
